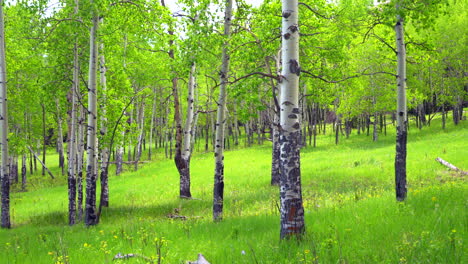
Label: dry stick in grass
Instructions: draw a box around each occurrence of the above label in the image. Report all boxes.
[435,157,468,175]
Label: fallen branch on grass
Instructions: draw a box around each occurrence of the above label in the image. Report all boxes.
[435,157,468,176]
[113,253,153,262]
[187,254,211,264]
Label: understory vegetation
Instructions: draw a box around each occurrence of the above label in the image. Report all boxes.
[0,115,466,263]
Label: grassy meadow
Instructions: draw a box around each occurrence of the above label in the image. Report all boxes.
[0,115,466,263]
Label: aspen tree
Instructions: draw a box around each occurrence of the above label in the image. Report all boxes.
[213,0,233,221]
[0,0,10,229]
[279,0,305,239]
[85,3,99,226]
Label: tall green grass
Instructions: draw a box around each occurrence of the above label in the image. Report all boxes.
[0,115,466,263]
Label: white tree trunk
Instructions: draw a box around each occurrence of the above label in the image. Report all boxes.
[148,89,157,160]
[85,10,99,226]
[67,37,79,225]
[177,62,196,198]
[55,99,65,175]
[213,0,233,221]
[99,40,109,207]
[0,0,10,228]
[395,12,407,201]
[279,0,305,239]
[77,105,86,220]
[134,99,146,171]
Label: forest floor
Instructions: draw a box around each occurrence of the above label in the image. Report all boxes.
[0,116,466,263]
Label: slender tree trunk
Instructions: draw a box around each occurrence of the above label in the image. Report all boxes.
[233,104,239,146]
[0,1,10,228]
[85,11,99,226]
[395,13,408,201]
[127,108,134,162]
[56,99,65,175]
[279,0,305,239]
[384,115,387,136]
[335,116,340,145]
[29,151,33,175]
[21,155,26,191]
[68,33,79,225]
[41,103,46,176]
[204,119,209,152]
[373,112,378,142]
[213,0,233,221]
[271,110,280,186]
[77,106,85,221]
[116,145,123,175]
[134,99,145,171]
[177,62,196,198]
[10,156,17,183]
[33,140,38,172]
[366,115,370,136]
[148,90,157,160]
[99,40,109,208]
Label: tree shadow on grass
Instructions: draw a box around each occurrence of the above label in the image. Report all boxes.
[21,198,213,227]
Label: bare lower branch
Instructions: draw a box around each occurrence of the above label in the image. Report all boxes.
[299,2,334,19]
[301,69,397,83]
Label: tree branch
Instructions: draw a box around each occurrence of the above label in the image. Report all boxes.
[301,69,397,83]
[299,2,334,20]
[372,33,397,54]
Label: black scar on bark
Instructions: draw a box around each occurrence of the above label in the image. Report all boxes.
[288,24,298,33]
[282,10,292,18]
[292,108,300,114]
[214,161,225,217]
[399,112,404,116]
[289,59,300,76]
[293,122,300,129]
[289,167,300,178]
[288,114,297,119]
[284,33,291,40]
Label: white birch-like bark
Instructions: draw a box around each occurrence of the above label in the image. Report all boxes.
[232,104,239,145]
[99,40,109,207]
[213,0,233,221]
[182,62,196,161]
[177,62,196,198]
[279,0,305,239]
[77,105,86,220]
[0,0,10,229]
[148,89,157,160]
[134,99,145,171]
[395,11,407,201]
[55,99,65,175]
[67,37,79,225]
[85,10,99,226]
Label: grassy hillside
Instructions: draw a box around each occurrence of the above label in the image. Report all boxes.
[0,117,466,263]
